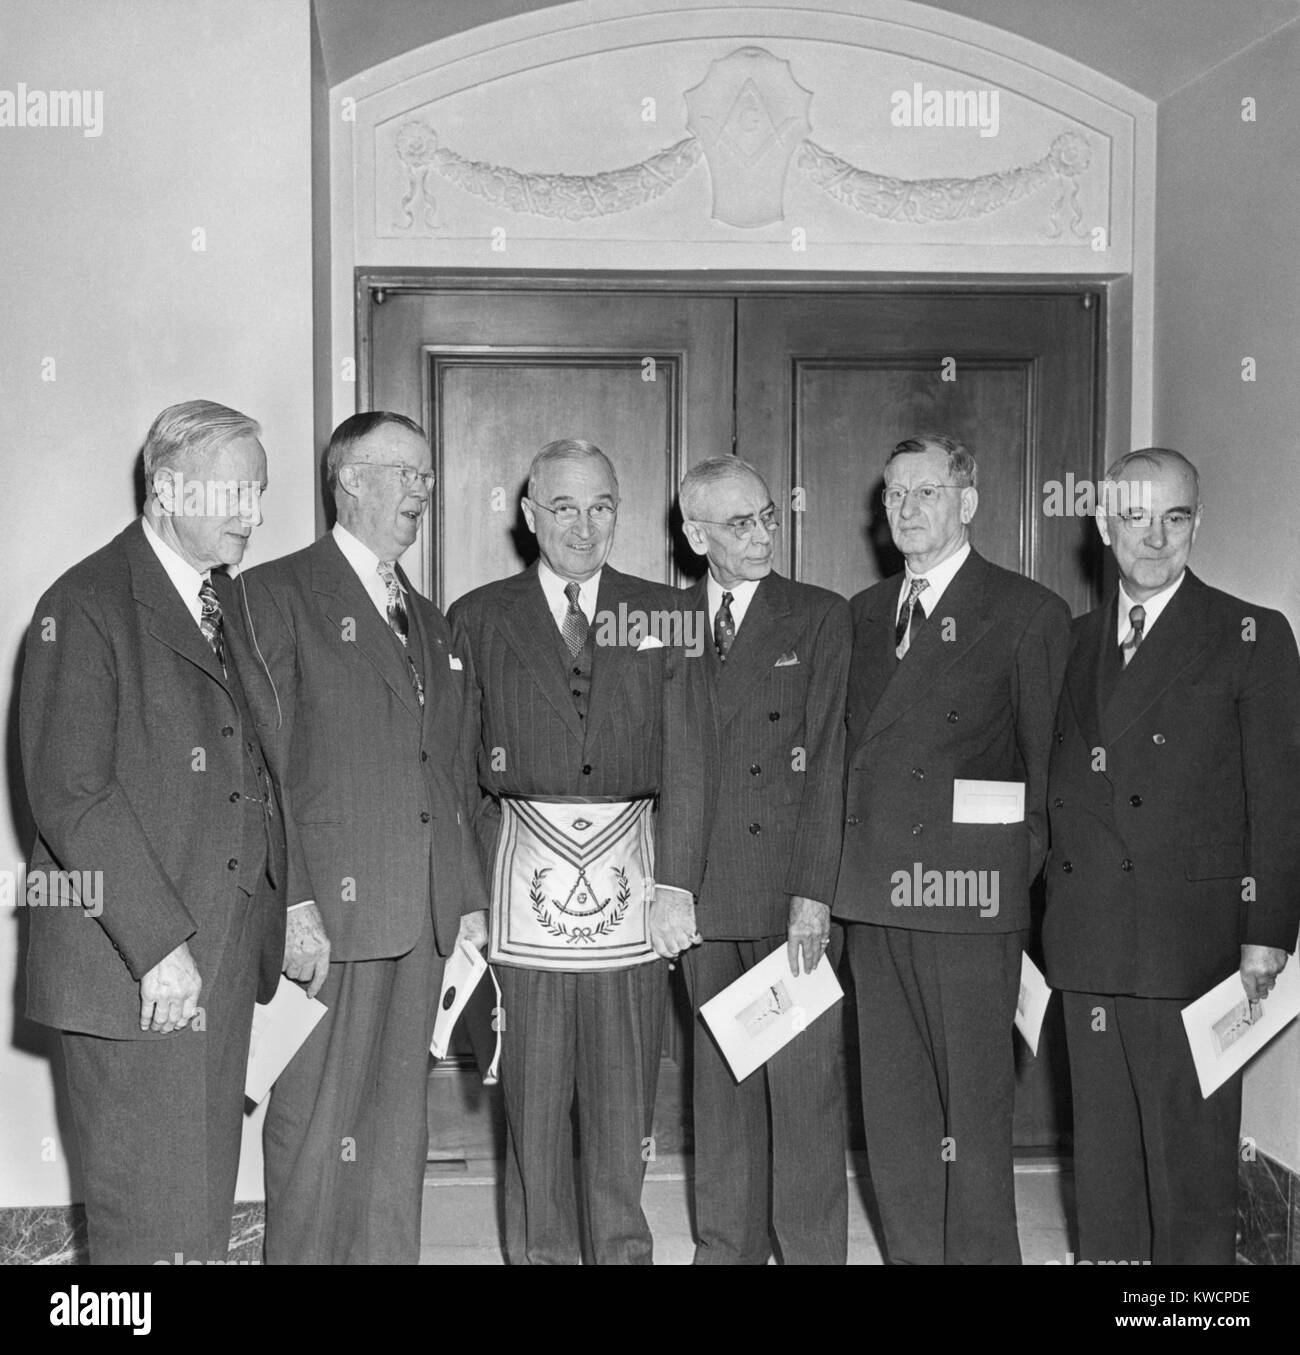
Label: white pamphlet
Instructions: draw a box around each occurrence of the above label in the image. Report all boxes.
[1015,952,1052,1055]
[430,937,488,1059]
[699,943,843,1082]
[1180,955,1300,1098]
[245,976,327,1105]
[952,779,1025,824]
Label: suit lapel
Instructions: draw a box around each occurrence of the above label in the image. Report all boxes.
[124,521,228,687]
[716,573,802,725]
[496,564,587,744]
[1102,572,1213,744]
[584,568,637,744]
[403,569,448,736]
[313,535,422,723]
[861,553,994,744]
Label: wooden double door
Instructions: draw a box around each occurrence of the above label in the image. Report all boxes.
[362,277,1101,1160]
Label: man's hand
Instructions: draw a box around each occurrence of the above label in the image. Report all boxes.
[787,896,831,977]
[1240,944,1289,1002]
[284,902,331,999]
[140,942,202,1033]
[457,909,488,951]
[649,886,701,963]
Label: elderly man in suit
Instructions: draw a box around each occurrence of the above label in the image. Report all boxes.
[669,457,852,1265]
[833,432,1072,1265]
[21,400,286,1264]
[1044,447,1300,1265]
[241,411,488,1264]
[449,438,698,1266]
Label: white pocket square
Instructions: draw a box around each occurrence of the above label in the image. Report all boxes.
[637,635,665,650]
[774,650,800,667]
[448,656,464,671]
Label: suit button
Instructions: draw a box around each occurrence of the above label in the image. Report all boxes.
[420,811,431,824]
[227,858,238,871]
[748,822,762,836]
[229,791,240,803]
[911,768,924,780]
[421,751,428,762]
[1120,858,1133,871]
[911,823,924,836]
[769,711,780,722]
[1152,733,1166,745]
[1129,795,1142,807]
[572,690,582,699]
[573,666,582,676]
[846,815,860,827]
[946,711,959,723]
[1062,861,1073,872]
[221,725,235,738]
[582,764,592,775]
[1053,797,1064,808]
[750,764,761,776]
[1055,729,1064,744]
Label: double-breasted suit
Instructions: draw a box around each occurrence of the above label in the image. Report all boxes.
[1044,570,1300,1262]
[22,520,288,1263]
[680,570,851,1265]
[241,530,488,1263]
[449,562,698,1265]
[833,547,1071,1264]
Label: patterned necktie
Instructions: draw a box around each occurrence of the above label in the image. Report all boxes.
[715,590,736,662]
[561,581,589,658]
[895,576,930,660]
[1121,603,1146,667]
[377,561,425,707]
[198,578,227,676]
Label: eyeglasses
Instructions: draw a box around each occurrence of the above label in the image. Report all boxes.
[344,462,436,491]
[692,507,782,541]
[1115,509,1195,534]
[881,484,963,509]
[531,501,618,527]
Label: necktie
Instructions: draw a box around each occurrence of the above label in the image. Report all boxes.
[198,578,227,676]
[1121,603,1146,667]
[895,576,929,660]
[714,590,736,662]
[377,561,425,707]
[561,581,589,658]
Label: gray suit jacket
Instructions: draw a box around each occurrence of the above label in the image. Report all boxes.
[241,534,488,961]
[22,521,288,1038]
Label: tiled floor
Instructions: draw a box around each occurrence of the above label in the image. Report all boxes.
[419,1152,1075,1264]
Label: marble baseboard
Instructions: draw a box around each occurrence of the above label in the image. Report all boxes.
[1237,1151,1299,1266]
[0,1202,265,1265]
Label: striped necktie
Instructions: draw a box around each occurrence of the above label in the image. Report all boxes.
[895,576,929,660]
[561,582,589,658]
[198,578,227,676]
[377,561,425,707]
[1121,603,1146,667]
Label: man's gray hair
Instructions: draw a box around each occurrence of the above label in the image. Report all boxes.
[1103,446,1200,501]
[324,411,427,492]
[527,439,619,501]
[142,400,261,479]
[679,457,768,520]
[886,432,978,489]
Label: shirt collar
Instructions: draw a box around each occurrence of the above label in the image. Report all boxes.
[707,573,760,624]
[1117,570,1186,642]
[332,520,391,580]
[900,540,971,616]
[538,560,601,616]
[141,514,209,623]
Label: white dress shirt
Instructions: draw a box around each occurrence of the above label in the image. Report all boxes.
[1116,571,1186,646]
[332,521,397,619]
[706,574,761,639]
[538,560,601,631]
[895,540,971,625]
[141,514,209,627]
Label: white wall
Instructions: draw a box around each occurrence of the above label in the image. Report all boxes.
[1153,22,1300,1173]
[0,0,317,1206]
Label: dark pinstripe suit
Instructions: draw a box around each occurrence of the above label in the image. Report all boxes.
[680,570,852,1265]
[449,563,699,1265]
